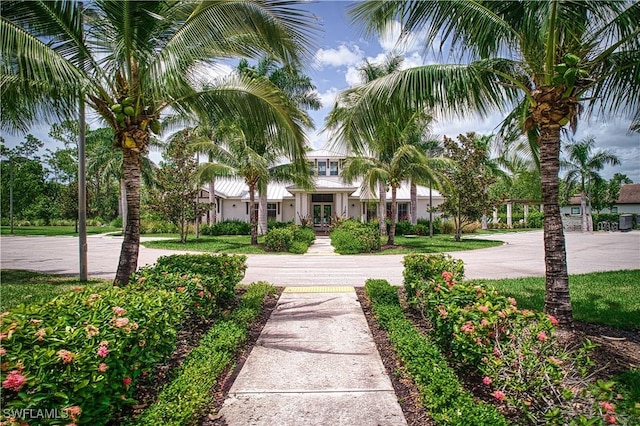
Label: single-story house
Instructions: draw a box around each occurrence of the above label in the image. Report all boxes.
[560,183,640,216]
[197,149,444,231]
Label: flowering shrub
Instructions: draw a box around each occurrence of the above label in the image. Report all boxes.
[264,227,295,251]
[0,286,187,425]
[402,253,464,299]
[330,220,380,254]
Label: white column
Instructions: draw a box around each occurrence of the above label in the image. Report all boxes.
[361,202,366,222]
[506,202,513,228]
[493,208,498,223]
[335,193,342,218]
[524,204,529,227]
[294,193,301,224]
[300,193,309,220]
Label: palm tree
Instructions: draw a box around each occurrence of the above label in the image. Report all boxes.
[562,136,620,232]
[346,0,639,325]
[237,56,321,235]
[343,144,444,246]
[2,0,317,284]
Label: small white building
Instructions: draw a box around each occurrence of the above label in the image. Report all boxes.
[198,149,444,231]
[560,183,640,216]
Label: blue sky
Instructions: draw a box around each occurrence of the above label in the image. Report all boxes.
[3,0,638,182]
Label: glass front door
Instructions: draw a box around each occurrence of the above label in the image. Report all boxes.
[313,204,332,228]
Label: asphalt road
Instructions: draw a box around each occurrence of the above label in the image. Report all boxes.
[1,230,638,286]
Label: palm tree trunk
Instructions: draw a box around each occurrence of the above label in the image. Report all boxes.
[540,124,572,325]
[119,178,127,233]
[258,190,268,235]
[209,178,216,225]
[378,181,387,236]
[249,184,258,245]
[580,191,587,232]
[114,149,141,285]
[387,186,397,246]
[410,181,417,225]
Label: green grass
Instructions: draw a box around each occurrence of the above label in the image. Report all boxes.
[0,269,112,311]
[376,234,503,254]
[1,225,120,236]
[141,235,269,254]
[476,270,640,330]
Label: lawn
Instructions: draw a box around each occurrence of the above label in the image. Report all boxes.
[377,234,503,254]
[141,235,269,254]
[1,225,120,236]
[476,269,640,330]
[0,269,112,311]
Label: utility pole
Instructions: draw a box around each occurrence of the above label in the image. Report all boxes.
[9,160,14,235]
[78,1,88,281]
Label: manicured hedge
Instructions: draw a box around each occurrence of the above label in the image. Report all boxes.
[200,220,251,236]
[365,279,508,425]
[330,220,380,254]
[134,282,277,426]
[0,254,248,425]
[264,225,315,253]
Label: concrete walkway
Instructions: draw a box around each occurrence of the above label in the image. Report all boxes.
[304,236,337,256]
[213,287,406,426]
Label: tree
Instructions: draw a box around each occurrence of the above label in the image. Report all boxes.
[606,173,633,212]
[440,133,502,241]
[237,56,321,235]
[148,129,208,243]
[562,136,620,231]
[347,0,639,325]
[3,0,317,284]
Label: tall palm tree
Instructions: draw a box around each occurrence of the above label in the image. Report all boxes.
[562,136,620,232]
[237,56,320,235]
[343,144,444,245]
[347,0,639,325]
[2,0,317,284]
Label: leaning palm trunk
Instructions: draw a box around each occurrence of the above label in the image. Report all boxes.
[249,184,258,245]
[258,191,268,235]
[410,181,417,225]
[378,181,387,236]
[580,192,588,232]
[539,123,572,325]
[387,186,398,245]
[114,149,141,285]
[119,178,127,233]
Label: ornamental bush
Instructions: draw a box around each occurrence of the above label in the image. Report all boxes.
[403,253,464,299]
[330,220,380,254]
[264,227,294,252]
[201,220,251,236]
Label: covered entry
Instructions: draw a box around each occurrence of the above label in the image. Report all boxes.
[312,194,333,230]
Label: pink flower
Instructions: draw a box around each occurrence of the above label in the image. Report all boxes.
[460,321,475,333]
[492,390,506,401]
[438,308,448,318]
[0,348,6,355]
[98,363,108,372]
[480,319,489,327]
[57,349,75,364]
[97,345,109,358]
[548,356,562,365]
[600,401,615,412]
[85,324,99,338]
[547,314,559,326]
[198,291,204,298]
[123,377,132,386]
[114,317,129,328]
[537,331,548,342]
[64,406,82,422]
[35,328,46,341]
[441,271,453,281]
[483,376,492,385]
[112,306,126,316]
[478,305,489,313]
[508,297,517,306]
[2,370,26,391]
[604,414,617,424]
[177,287,186,292]
[493,346,501,356]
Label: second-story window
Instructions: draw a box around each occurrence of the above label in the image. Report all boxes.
[330,161,338,176]
[318,161,327,176]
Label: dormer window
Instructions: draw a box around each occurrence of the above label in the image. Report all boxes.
[330,161,338,176]
[318,161,327,176]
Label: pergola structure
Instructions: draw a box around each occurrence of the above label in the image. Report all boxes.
[493,199,543,228]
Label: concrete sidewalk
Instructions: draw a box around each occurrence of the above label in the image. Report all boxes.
[213,287,406,426]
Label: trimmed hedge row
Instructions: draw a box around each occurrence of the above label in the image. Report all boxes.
[330,220,380,254]
[0,254,247,425]
[365,279,508,426]
[134,282,277,426]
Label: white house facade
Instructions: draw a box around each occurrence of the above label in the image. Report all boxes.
[197,149,444,231]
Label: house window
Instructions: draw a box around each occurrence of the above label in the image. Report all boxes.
[267,203,277,219]
[330,161,338,176]
[246,203,259,216]
[311,194,333,203]
[386,202,409,220]
[571,207,580,215]
[318,161,327,176]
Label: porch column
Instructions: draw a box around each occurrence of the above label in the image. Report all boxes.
[300,193,309,222]
[361,202,366,222]
[335,193,342,219]
[294,193,301,224]
[523,204,529,227]
[493,208,498,223]
[506,202,513,228]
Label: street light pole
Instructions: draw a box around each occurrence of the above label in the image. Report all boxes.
[9,160,14,235]
[78,1,87,281]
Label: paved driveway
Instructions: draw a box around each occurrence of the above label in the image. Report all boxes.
[1,230,638,285]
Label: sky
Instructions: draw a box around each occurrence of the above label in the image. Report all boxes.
[3,0,639,182]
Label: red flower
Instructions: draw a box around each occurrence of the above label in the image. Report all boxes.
[600,401,615,412]
[2,370,26,391]
[537,331,547,342]
[547,314,559,326]
[123,377,132,386]
[604,414,617,424]
[492,390,506,401]
[483,376,492,385]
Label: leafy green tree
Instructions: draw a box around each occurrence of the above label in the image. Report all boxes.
[347,0,639,325]
[3,0,317,284]
[562,136,620,231]
[148,130,208,243]
[440,133,503,241]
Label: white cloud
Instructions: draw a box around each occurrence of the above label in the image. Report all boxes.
[315,87,340,108]
[315,44,364,68]
[345,66,362,86]
[378,20,428,55]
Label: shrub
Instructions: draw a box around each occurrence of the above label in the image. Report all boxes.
[268,220,294,230]
[365,279,508,425]
[289,241,308,254]
[526,211,543,228]
[391,220,414,236]
[330,220,380,254]
[264,228,294,252]
[402,253,464,300]
[439,219,455,234]
[110,217,123,229]
[201,220,251,236]
[291,225,315,246]
[0,286,187,425]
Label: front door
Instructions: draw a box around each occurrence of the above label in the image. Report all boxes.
[313,204,332,229]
